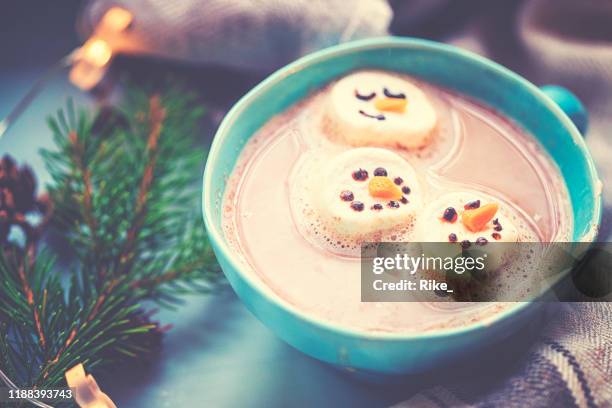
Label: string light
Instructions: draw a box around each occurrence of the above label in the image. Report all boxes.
[65,364,117,408]
[0,7,135,138]
[101,7,133,32]
[70,7,134,90]
[80,38,113,68]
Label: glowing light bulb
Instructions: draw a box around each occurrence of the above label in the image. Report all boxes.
[81,38,112,67]
[101,7,133,32]
[65,364,117,408]
[69,6,136,90]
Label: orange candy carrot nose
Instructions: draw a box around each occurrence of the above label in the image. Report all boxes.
[368,176,403,200]
[374,97,407,113]
[462,203,499,232]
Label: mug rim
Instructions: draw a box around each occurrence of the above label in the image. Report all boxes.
[203,36,602,341]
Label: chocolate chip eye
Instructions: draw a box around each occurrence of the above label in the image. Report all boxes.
[442,207,457,222]
[355,90,376,101]
[352,168,369,181]
[464,200,481,209]
[383,88,406,99]
[373,167,387,177]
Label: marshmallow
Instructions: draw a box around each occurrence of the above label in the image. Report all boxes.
[418,192,519,272]
[326,71,438,149]
[312,147,422,237]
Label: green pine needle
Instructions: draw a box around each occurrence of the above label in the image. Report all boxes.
[0,81,222,403]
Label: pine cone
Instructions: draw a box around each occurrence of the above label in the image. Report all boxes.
[0,155,51,248]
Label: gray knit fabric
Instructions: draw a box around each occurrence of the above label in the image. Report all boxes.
[78,0,391,72]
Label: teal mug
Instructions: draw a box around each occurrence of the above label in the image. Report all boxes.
[202,37,602,374]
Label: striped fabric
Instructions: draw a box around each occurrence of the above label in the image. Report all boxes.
[394,303,612,408]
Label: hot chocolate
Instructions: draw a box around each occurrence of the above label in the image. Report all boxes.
[221,70,572,333]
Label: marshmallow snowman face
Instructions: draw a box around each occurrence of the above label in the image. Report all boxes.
[419,192,518,244]
[313,147,422,237]
[326,71,438,149]
[418,192,519,271]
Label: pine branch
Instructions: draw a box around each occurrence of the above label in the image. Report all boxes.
[0,81,222,404]
[67,128,105,278]
[16,259,47,351]
[116,95,165,276]
[43,84,221,296]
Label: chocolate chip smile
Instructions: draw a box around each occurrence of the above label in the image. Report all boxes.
[358,110,386,121]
